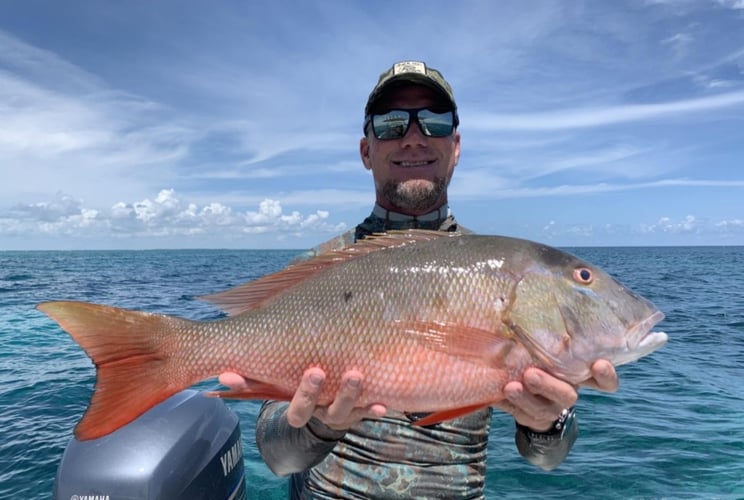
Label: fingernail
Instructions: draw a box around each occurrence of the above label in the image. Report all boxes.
[347,377,361,388]
[309,374,322,387]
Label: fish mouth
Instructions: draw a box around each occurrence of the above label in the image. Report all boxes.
[629,310,665,340]
[618,310,668,366]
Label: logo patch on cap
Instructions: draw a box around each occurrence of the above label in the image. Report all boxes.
[392,61,427,76]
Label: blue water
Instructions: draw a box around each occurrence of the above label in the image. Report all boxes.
[1,247,742,499]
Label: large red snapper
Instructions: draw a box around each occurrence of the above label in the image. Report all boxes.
[37,230,667,441]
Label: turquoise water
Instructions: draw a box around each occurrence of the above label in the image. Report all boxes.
[1,247,742,499]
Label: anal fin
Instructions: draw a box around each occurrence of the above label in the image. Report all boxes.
[410,403,493,426]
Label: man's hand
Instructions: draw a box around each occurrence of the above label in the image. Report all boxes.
[220,359,617,433]
[218,368,387,431]
[497,360,618,432]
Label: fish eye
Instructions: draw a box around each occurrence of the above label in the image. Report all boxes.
[573,267,593,284]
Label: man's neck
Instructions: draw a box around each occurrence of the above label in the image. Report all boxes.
[372,203,451,223]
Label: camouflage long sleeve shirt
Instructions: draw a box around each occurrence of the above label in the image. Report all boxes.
[255,205,578,499]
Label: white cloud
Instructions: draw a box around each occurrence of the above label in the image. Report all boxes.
[640,215,744,235]
[535,214,744,244]
[652,215,701,233]
[715,219,744,229]
[0,189,346,246]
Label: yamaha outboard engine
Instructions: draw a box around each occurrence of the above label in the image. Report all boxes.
[54,390,246,500]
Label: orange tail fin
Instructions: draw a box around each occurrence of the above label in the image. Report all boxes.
[37,301,193,441]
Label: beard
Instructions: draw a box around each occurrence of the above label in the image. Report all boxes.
[380,176,448,213]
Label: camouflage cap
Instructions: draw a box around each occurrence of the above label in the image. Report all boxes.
[364,61,457,116]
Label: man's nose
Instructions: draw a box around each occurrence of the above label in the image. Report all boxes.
[399,118,427,147]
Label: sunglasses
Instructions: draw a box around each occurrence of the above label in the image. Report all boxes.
[364,107,458,140]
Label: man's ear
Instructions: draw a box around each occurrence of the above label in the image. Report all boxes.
[360,137,372,170]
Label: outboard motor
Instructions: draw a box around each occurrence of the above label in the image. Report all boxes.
[54,390,246,500]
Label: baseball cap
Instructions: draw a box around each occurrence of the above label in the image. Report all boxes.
[364,61,457,116]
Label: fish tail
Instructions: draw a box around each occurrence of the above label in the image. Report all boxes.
[37,300,195,441]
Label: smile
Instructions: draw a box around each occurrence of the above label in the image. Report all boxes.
[394,160,435,167]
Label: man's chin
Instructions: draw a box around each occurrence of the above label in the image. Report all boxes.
[382,177,447,213]
[390,189,441,212]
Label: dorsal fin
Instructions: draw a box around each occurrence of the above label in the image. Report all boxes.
[200,229,459,316]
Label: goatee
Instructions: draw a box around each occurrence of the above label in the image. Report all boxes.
[381,177,448,213]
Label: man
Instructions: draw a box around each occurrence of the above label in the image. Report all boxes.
[220,61,618,498]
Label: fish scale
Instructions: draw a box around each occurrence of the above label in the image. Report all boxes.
[206,246,510,405]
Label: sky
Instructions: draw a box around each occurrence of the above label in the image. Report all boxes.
[1,0,743,250]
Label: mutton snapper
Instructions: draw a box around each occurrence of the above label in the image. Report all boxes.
[37,230,667,441]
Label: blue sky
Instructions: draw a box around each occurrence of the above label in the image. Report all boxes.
[1,0,743,250]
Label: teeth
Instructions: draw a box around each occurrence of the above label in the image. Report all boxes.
[397,160,431,167]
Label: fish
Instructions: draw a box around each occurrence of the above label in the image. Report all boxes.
[37,230,667,441]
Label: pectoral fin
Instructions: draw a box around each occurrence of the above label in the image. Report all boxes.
[402,321,517,368]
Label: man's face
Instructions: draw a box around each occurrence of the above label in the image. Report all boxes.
[360,85,461,215]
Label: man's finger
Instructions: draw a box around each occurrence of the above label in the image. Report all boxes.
[324,371,364,427]
[503,380,560,431]
[589,360,619,392]
[286,368,325,428]
[218,371,248,390]
[522,368,578,408]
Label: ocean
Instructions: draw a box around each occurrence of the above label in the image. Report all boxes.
[1,246,742,499]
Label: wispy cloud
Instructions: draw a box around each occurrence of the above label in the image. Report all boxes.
[453,176,744,200]
[0,32,204,207]
[715,0,744,10]
[468,91,744,131]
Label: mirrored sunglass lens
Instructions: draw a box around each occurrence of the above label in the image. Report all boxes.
[373,111,410,139]
[418,110,454,137]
